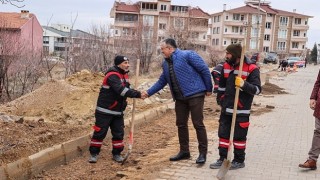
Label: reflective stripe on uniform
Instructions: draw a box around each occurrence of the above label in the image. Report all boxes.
[102,85,110,89]
[255,86,260,95]
[226,108,250,114]
[96,106,122,115]
[218,87,226,91]
[120,87,129,96]
[233,141,246,149]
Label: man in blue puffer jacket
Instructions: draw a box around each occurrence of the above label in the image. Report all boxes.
[144,38,213,164]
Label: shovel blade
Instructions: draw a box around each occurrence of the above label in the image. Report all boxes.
[216,159,231,180]
[121,151,130,165]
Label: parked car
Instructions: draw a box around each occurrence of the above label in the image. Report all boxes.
[294,60,305,68]
[263,52,278,64]
[287,57,302,67]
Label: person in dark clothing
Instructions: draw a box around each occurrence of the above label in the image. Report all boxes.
[209,44,261,170]
[88,55,143,163]
[143,38,213,164]
[279,59,288,71]
[211,62,224,94]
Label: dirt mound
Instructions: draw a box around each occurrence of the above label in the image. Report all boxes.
[262,82,287,95]
[0,70,104,124]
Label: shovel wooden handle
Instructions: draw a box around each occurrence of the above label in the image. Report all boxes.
[121,59,140,165]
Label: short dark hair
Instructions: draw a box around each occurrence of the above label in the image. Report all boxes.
[163,38,177,49]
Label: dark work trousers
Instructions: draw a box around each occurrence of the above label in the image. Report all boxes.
[89,111,125,155]
[175,95,208,154]
[218,113,250,163]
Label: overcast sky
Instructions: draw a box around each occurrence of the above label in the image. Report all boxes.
[0,0,318,48]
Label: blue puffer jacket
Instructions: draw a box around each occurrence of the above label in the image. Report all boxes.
[147,49,213,99]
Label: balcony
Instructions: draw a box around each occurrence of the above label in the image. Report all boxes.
[113,20,138,28]
[292,24,309,30]
[291,36,308,42]
[223,20,247,26]
[54,42,67,47]
[223,33,245,39]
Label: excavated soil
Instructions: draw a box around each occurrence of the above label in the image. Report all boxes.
[0,66,285,179]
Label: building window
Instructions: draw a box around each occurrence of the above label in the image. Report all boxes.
[114,30,119,35]
[267,13,273,17]
[160,4,167,11]
[232,26,239,33]
[265,22,271,29]
[214,16,220,22]
[278,29,287,39]
[231,39,238,44]
[263,46,269,52]
[279,16,288,26]
[192,32,199,38]
[216,39,219,45]
[212,27,216,34]
[304,32,306,37]
[158,36,165,42]
[142,3,157,10]
[292,42,299,48]
[240,15,245,21]
[233,14,240,21]
[143,15,154,26]
[225,15,228,20]
[293,30,300,36]
[212,39,216,46]
[277,41,286,51]
[251,28,259,37]
[294,18,301,25]
[250,39,257,49]
[264,34,270,41]
[174,18,184,28]
[305,20,308,25]
[224,40,227,45]
[43,36,49,44]
[171,6,188,13]
[224,28,227,33]
[159,23,166,30]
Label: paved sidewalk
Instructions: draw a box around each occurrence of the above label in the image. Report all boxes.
[155,65,320,180]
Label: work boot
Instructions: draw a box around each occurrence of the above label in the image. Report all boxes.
[88,154,99,163]
[230,161,245,170]
[113,154,124,163]
[169,151,190,161]
[196,153,206,164]
[299,159,317,170]
[209,159,224,169]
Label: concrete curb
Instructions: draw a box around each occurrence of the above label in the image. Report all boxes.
[0,102,174,180]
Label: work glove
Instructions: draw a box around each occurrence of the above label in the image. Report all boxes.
[235,76,244,88]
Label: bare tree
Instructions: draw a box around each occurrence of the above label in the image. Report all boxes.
[0,16,43,102]
[0,0,25,8]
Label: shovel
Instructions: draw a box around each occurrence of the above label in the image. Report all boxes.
[216,44,246,179]
[122,59,140,165]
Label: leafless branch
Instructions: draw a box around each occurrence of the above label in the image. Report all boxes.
[1,0,25,8]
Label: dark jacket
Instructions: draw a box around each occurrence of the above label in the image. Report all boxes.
[96,66,141,116]
[147,49,213,99]
[311,70,320,119]
[217,57,261,116]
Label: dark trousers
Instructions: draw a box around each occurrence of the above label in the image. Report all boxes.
[218,113,249,163]
[175,95,208,154]
[89,112,124,155]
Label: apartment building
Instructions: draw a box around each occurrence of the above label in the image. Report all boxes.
[42,24,98,57]
[208,0,312,58]
[110,0,210,56]
[0,10,43,57]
